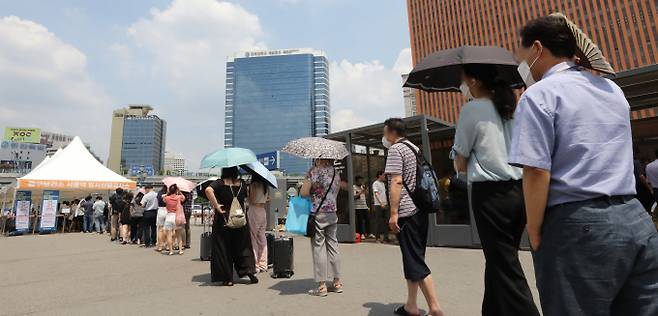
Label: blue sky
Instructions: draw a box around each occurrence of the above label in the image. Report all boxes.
[0,0,412,170]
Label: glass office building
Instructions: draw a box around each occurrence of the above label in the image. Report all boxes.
[224,48,330,175]
[120,115,166,173]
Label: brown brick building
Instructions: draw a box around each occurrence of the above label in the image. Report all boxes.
[406,0,658,122]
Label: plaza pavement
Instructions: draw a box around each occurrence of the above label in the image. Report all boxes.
[0,225,539,316]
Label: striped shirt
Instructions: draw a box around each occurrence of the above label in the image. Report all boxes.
[385,140,418,218]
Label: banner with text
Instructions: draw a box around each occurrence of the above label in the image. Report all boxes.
[39,190,59,233]
[14,190,32,233]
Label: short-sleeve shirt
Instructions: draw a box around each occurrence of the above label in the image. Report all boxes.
[92,200,105,215]
[372,180,387,206]
[353,185,368,209]
[163,195,184,213]
[208,180,247,211]
[306,166,339,213]
[646,160,658,189]
[385,140,418,218]
[450,98,522,183]
[141,191,158,210]
[508,62,636,207]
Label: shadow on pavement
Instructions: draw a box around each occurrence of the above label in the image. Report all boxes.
[362,302,426,316]
[191,272,256,286]
[268,278,315,295]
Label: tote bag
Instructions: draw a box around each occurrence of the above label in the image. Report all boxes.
[285,196,312,236]
[175,199,186,226]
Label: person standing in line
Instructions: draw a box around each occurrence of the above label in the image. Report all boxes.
[372,170,390,243]
[155,186,168,252]
[205,167,258,286]
[354,176,370,240]
[301,159,343,296]
[510,15,658,316]
[383,118,444,316]
[81,196,94,233]
[163,184,185,255]
[647,149,658,207]
[451,64,540,316]
[140,185,159,248]
[92,196,106,234]
[248,176,270,273]
[182,190,193,249]
[109,188,124,241]
[130,191,144,244]
[119,193,133,245]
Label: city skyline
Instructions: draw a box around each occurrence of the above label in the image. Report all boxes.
[406,0,658,123]
[0,0,412,170]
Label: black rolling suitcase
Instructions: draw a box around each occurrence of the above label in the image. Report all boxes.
[200,208,212,261]
[271,236,294,278]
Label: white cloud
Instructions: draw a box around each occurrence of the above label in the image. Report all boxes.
[330,49,408,132]
[118,0,266,169]
[393,47,413,75]
[0,16,113,159]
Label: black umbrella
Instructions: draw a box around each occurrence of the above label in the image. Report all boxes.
[404,45,524,92]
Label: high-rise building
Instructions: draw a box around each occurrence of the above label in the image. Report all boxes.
[164,151,186,176]
[107,105,166,174]
[402,74,418,117]
[224,48,330,175]
[406,0,658,123]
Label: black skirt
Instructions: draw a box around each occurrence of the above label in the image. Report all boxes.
[210,213,256,282]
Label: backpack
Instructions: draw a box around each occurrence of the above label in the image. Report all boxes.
[225,183,247,229]
[399,141,441,214]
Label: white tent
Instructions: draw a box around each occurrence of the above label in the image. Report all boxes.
[17,136,135,191]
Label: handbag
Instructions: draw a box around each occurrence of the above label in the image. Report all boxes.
[225,183,247,229]
[306,168,336,238]
[175,199,186,226]
[285,196,312,235]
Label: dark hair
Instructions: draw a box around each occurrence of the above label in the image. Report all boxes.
[159,185,167,194]
[96,196,102,200]
[355,176,363,181]
[376,170,385,177]
[115,188,124,195]
[85,195,92,201]
[168,184,179,195]
[123,192,134,202]
[144,184,153,189]
[462,64,517,120]
[221,167,239,180]
[384,118,407,137]
[252,175,269,195]
[520,15,576,58]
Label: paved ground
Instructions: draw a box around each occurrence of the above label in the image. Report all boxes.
[0,226,540,316]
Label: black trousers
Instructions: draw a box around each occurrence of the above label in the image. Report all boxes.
[130,217,142,243]
[471,180,540,316]
[184,211,191,247]
[355,208,369,235]
[142,210,157,246]
[372,205,390,241]
[397,210,431,281]
[210,215,256,282]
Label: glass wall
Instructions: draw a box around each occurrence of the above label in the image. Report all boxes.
[121,116,166,172]
[230,53,329,175]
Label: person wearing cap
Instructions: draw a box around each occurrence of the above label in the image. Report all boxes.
[510,15,658,315]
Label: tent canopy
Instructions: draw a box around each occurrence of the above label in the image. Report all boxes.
[17,136,135,191]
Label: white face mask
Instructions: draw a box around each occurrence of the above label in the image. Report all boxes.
[382,136,392,149]
[517,49,541,88]
[459,82,473,100]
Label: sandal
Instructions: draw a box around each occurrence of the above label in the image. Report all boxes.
[394,305,419,316]
[179,250,184,255]
[308,287,328,297]
[168,251,174,256]
[329,282,343,293]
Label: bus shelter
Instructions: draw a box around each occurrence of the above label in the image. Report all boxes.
[324,115,481,246]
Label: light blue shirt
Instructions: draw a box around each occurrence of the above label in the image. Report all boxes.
[451,98,522,183]
[508,62,636,207]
